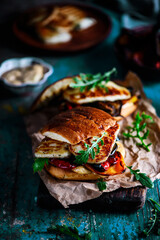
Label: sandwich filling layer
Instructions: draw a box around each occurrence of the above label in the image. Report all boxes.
[31,74,138,121]
[45,139,125,177]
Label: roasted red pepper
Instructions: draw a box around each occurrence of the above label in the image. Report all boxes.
[66,102,73,110]
[101,161,110,171]
[49,159,76,170]
[85,151,122,175]
[107,151,120,165]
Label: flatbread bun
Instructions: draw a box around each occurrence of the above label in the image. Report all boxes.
[41,106,117,145]
[31,76,74,112]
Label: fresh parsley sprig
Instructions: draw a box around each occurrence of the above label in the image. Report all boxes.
[47,224,92,240]
[33,158,49,173]
[74,133,105,165]
[96,178,107,191]
[142,198,160,237]
[70,68,117,92]
[127,166,154,188]
[123,112,154,152]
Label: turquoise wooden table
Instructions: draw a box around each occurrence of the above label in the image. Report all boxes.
[0,5,160,240]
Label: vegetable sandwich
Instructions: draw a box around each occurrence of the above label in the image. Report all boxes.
[34,107,126,180]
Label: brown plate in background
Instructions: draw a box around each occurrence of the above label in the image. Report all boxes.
[13,1,111,52]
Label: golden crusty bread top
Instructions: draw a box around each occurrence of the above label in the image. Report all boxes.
[41,107,116,145]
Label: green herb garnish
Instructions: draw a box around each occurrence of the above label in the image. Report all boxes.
[74,133,105,165]
[127,166,154,188]
[47,224,92,240]
[70,68,116,92]
[97,178,107,191]
[33,158,49,173]
[123,112,154,151]
[142,198,160,237]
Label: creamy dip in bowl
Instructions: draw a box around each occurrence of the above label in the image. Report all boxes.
[0,57,53,95]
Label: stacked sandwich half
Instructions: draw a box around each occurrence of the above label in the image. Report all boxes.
[31,70,139,121]
[34,107,126,180]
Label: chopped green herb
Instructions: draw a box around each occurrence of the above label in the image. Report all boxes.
[47,224,92,240]
[127,166,154,188]
[123,112,154,151]
[142,198,160,237]
[70,68,117,92]
[74,133,105,165]
[96,178,107,191]
[33,158,49,173]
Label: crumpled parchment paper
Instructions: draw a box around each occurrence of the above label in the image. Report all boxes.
[25,72,160,208]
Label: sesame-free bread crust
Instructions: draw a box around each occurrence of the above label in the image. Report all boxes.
[41,107,116,145]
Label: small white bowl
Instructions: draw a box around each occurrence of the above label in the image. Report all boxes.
[0,57,53,95]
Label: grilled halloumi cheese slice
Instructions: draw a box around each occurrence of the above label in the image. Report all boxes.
[63,81,131,104]
[35,137,71,158]
[69,123,120,164]
[36,24,72,44]
[35,6,92,44]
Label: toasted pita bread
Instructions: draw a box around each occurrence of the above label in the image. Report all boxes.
[31,77,74,112]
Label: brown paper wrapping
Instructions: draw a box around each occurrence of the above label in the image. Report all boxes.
[25,72,160,208]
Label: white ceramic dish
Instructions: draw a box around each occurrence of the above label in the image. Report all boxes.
[0,57,53,95]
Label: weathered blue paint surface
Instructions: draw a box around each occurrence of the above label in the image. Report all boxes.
[0,6,160,240]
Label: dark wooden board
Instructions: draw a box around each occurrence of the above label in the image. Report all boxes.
[37,180,147,212]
